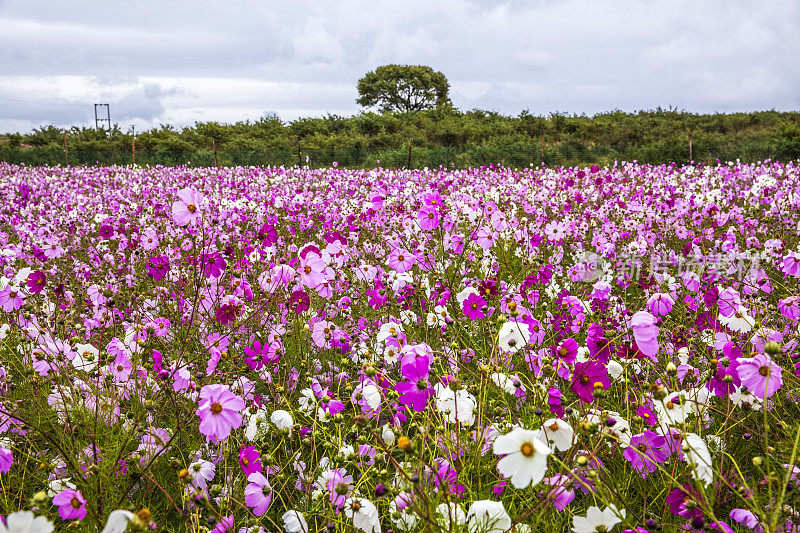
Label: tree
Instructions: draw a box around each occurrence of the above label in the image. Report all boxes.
[357,64,451,114]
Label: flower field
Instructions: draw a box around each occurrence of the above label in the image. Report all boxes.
[1,160,800,532]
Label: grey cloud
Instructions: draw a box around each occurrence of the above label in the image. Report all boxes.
[0,0,797,132]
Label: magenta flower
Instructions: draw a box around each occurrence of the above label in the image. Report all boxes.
[146,255,170,281]
[623,431,669,476]
[396,355,434,411]
[53,489,87,521]
[197,384,245,443]
[570,361,609,403]
[258,223,278,245]
[738,353,783,399]
[717,287,741,318]
[554,338,579,364]
[239,445,262,477]
[0,445,12,473]
[587,323,613,363]
[26,270,46,294]
[171,188,205,226]
[199,252,226,278]
[706,342,741,397]
[462,293,487,321]
[244,472,272,516]
[243,339,277,370]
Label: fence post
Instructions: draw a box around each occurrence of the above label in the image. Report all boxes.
[407,137,412,169]
[213,140,218,167]
[64,132,69,166]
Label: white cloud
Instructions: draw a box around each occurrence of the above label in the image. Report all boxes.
[0,0,797,132]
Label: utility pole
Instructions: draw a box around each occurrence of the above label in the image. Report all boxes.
[94,104,111,132]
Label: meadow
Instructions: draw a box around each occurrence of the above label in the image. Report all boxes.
[0,159,799,532]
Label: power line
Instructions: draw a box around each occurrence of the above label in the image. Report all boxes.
[0,92,88,107]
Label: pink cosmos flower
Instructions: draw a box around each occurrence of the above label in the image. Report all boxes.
[197,384,245,443]
[0,286,23,312]
[418,205,440,230]
[387,248,415,273]
[647,293,674,316]
[781,252,800,278]
[630,311,659,360]
[171,188,205,226]
[53,489,87,521]
[738,353,783,399]
[462,293,487,321]
[299,252,327,288]
[245,472,272,516]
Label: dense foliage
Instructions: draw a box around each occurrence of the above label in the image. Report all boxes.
[2,161,800,532]
[2,109,799,167]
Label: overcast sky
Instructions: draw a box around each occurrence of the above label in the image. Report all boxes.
[1,0,798,133]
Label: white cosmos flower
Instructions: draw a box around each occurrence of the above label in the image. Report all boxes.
[345,498,381,533]
[271,409,294,430]
[72,343,99,371]
[389,499,418,531]
[607,360,624,380]
[435,503,467,529]
[282,510,309,533]
[537,418,575,452]
[682,433,714,486]
[498,321,531,353]
[729,387,762,411]
[101,510,135,533]
[490,372,521,396]
[492,427,551,488]
[467,500,512,533]
[0,511,54,533]
[245,407,268,441]
[434,383,477,425]
[572,505,626,533]
[718,305,755,334]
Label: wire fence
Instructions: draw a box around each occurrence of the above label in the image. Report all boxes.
[1,141,797,169]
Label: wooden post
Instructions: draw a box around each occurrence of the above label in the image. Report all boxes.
[212,140,218,167]
[132,136,135,166]
[688,129,693,162]
[407,137,412,169]
[64,132,68,166]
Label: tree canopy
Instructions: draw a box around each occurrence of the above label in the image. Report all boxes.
[356,64,451,114]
